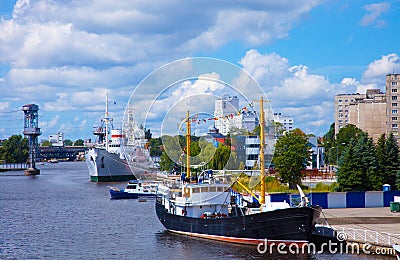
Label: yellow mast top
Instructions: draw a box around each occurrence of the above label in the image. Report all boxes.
[186,110,191,179]
[259,97,266,205]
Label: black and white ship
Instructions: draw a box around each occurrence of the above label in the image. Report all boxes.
[155,99,321,245]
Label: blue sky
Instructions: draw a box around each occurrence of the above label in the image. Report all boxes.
[0,0,399,141]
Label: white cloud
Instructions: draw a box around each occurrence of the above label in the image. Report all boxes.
[42,89,115,112]
[79,119,87,129]
[0,102,10,111]
[185,1,320,50]
[359,2,390,27]
[362,54,400,85]
[239,50,333,109]
[0,0,324,139]
[239,49,290,88]
[0,0,322,70]
[41,114,59,129]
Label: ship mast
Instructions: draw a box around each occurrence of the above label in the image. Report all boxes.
[105,92,109,151]
[259,97,266,205]
[186,110,191,179]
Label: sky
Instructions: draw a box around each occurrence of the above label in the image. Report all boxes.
[0,0,400,141]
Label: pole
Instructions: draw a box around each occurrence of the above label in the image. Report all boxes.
[105,92,109,151]
[336,146,338,166]
[259,97,266,205]
[186,110,191,180]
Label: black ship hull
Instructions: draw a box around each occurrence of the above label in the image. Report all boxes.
[156,199,321,245]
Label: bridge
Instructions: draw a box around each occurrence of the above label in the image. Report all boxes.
[37,146,86,161]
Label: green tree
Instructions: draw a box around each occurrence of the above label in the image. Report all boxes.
[159,135,184,172]
[149,137,163,157]
[337,141,366,191]
[338,132,381,191]
[272,128,311,189]
[0,135,29,163]
[208,144,232,170]
[355,133,380,190]
[74,139,84,146]
[64,139,73,146]
[332,124,363,167]
[383,133,399,190]
[160,149,174,172]
[322,123,335,165]
[397,170,400,190]
[336,124,363,146]
[376,134,386,179]
[41,140,52,147]
[144,128,152,140]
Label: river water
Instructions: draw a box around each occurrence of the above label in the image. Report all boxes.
[0,162,391,259]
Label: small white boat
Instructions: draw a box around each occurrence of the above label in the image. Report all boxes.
[109,180,157,199]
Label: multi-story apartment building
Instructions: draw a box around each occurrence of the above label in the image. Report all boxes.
[386,73,400,138]
[348,89,386,142]
[214,95,258,135]
[273,112,294,132]
[214,95,240,135]
[334,93,365,135]
[334,74,400,142]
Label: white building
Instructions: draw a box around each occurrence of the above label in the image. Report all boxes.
[273,113,294,132]
[306,136,325,170]
[214,95,240,135]
[49,132,64,147]
[214,95,258,135]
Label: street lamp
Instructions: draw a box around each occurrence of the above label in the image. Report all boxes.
[331,146,338,170]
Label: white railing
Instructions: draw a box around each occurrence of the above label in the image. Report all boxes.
[336,226,400,246]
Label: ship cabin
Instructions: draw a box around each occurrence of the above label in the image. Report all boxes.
[170,183,231,218]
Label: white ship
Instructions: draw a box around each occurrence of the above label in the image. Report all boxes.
[85,128,134,182]
[85,93,155,182]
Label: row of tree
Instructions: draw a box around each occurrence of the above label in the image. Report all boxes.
[149,122,400,192]
[158,135,238,174]
[0,135,29,163]
[337,130,400,191]
[41,139,84,146]
[275,124,400,191]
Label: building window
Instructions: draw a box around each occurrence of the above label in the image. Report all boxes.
[393,117,398,121]
[392,88,398,93]
[393,96,398,100]
[393,103,398,107]
[393,110,398,114]
[338,99,342,102]
[345,100,348,103]
[392,82,398,86]
[392,124,398,129]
